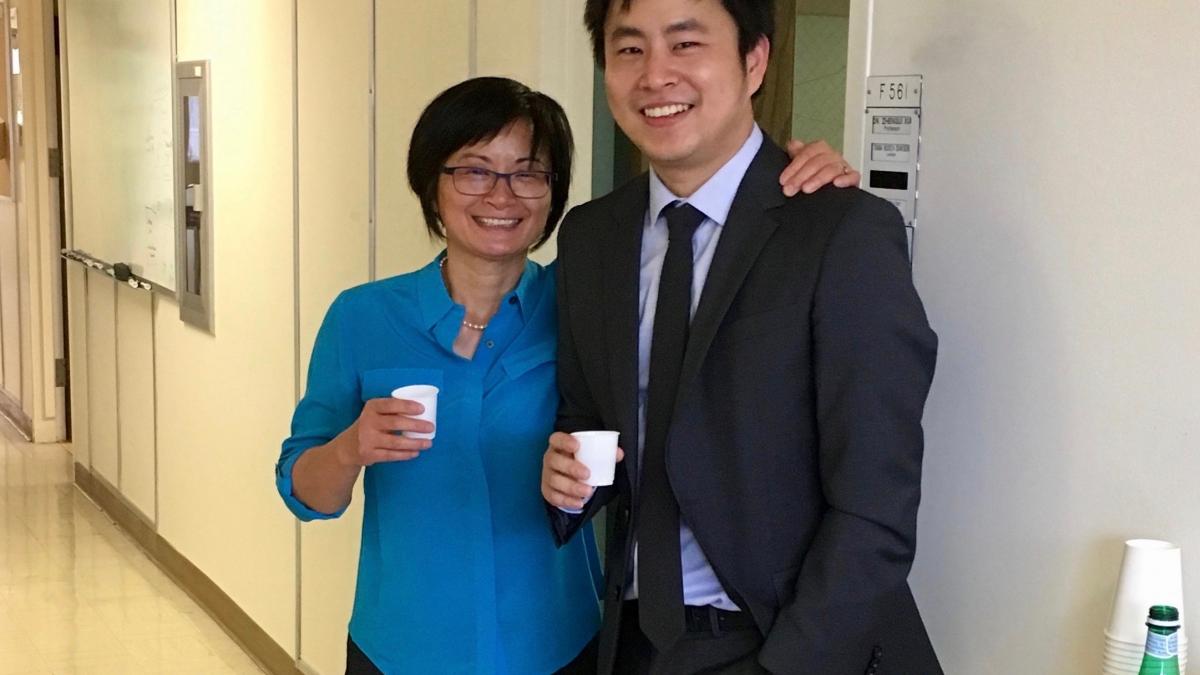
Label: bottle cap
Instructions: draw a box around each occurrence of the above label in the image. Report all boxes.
[1147,605,1181,628]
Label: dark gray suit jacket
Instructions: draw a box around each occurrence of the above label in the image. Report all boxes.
[549,139,942,675]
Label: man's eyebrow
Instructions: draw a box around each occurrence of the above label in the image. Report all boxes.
[664,18,706,35]
[608,25,645,42]
[610,19,706,42]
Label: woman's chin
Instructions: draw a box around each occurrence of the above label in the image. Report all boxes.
[454,233,539,260]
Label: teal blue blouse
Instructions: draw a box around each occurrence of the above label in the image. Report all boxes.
[276,255,602,674]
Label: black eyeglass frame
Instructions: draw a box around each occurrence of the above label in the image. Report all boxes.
[440,166,556,199]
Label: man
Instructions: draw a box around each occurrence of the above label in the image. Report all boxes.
[541,0,941,673]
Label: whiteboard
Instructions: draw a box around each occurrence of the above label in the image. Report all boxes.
[63,0,176,291]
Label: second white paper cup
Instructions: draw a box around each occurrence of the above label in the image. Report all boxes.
[572,431,619,487]
[391,385,439,440]
[1106,538,1186,644]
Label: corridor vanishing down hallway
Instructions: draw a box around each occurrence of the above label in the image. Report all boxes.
[0,419,266,674]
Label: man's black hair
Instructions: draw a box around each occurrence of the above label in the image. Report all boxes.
[583,0,774,69]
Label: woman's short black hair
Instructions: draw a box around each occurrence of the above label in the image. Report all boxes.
[406,77,574,251]
[583,0,774,69]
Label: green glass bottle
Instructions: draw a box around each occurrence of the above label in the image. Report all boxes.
[1138,605,1182,675]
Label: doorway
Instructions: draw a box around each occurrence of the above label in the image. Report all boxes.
[791,0,851,152]
[0,0,69,442]
[0,0,26,432]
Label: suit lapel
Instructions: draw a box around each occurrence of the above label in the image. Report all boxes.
[601,176,649,488]
[679,144,789,393]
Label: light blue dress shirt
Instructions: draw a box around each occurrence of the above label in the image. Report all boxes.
[276,255,603,674]
[628,125,765,612]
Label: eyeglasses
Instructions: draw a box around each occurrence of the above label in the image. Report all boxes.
[441,166,554,199]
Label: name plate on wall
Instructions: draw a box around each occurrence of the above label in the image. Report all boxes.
[863,75,923,261]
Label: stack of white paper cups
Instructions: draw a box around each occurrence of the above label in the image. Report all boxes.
[1103,539,1188,674]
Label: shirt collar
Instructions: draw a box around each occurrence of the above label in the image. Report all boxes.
[416,252,537,330]
[648,124,764,226]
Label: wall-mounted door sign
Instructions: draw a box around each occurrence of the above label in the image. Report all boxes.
[863,75,922,260]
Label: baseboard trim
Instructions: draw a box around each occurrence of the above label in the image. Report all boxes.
[0,388,33,439]
[295,659,323,675]
[75,462,302,675]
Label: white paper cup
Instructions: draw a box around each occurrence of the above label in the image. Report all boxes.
[1104,637,1189,669]
[571,431,619,487]
[391,385,439,440]
[1106,539,1186,644]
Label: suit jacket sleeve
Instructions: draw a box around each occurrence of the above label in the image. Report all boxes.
[545,215,618,546]
[760,195,938,670]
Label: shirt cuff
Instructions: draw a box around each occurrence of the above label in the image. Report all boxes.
[275,449,347,521]
[555,487,596,515]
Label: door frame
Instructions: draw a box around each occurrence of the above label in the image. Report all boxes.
[0,0,30,436]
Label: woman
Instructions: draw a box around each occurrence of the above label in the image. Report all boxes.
[276,77,858,674]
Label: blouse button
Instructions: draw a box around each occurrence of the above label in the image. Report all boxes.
[485,340,495,349]
[508,297,518,305]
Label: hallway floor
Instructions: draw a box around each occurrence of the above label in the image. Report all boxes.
[0,420,266,674]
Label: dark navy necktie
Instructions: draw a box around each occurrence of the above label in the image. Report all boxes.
[638,201,706,650]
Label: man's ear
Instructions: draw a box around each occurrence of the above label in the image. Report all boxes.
[745,35,771,97]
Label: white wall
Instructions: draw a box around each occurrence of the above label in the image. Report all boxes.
[853,1,1200,671]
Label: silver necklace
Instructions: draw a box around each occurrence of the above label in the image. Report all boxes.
[440,257,489,331]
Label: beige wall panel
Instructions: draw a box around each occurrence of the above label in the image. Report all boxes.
[66,264,89,464]
[374,0,470,279]
[297,498,363,674]
[855,1,1200,672]
[297,499,363,672]
[476,0,540,84]
[529,1,594,264]
[84,270,117,484]
[295,0,371,670]
[296,0,372,377]
[158,0,299,654]
[115,286,155,521]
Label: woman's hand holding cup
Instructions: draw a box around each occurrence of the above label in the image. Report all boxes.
[337,397,435,467]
